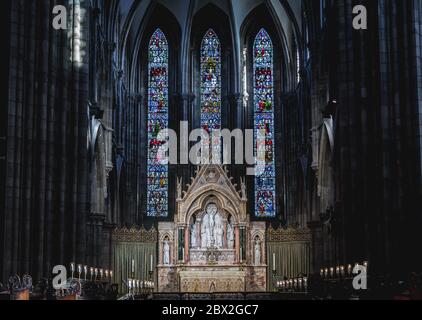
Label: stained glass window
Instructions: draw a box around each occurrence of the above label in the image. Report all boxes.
[254,28,276,217]
[147,29,169,217]
[200,29,221,162]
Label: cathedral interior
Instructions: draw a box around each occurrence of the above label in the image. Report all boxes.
[1,0,422,301]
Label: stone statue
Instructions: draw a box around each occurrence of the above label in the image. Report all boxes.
[190,222,197,248]
[201,203,223,248]
[201,214,210,248]
[215,224,223,248]
[177,177,183,200]
[254,240,261,265]
[163,240,170,265]
[240,177,247,200]
[227,222,234,249]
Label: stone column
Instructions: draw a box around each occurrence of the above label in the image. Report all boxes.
[184,227,190,263]
[235,227,240,263]
[223,220,228,249]
[196,222,201,249]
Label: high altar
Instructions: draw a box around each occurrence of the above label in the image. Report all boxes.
[157,165,267,293]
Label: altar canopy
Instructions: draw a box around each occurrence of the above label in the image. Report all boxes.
[157,165,267,293]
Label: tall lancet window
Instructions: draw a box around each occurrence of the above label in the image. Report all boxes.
[147,29,169,217]
[200,29,221,162]
[254,28,276,217]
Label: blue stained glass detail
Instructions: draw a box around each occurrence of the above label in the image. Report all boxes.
[254,28,276,217]
[200,29,221,160]
[147,29,169,217]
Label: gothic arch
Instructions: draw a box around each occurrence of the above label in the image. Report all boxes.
[91,125,108,215]
[318,118,335,213]
[190,4,235,130]
[183,187,243,226]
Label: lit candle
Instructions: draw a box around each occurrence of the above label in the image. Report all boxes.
[340,265,345,276]
[347,264,352,275]
[110,270,113,279]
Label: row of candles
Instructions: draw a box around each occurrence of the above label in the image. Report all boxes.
[320,261,368,279]
[127,279,154,294]
[276,277,308,292]
[70,263,113,282]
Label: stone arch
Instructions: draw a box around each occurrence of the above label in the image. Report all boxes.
[91,124,108,215]
[190,4,235,130]
[182,186,243,226]
[318,118,335,213]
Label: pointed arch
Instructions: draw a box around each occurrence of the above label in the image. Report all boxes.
[254,28,276,217]
[147,28,169,217]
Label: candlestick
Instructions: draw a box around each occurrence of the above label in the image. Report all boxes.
[84,265,88,281]
[70,262,75,279]
[272,253,276,271]
[132,259,135,274]
[150,254,153,272]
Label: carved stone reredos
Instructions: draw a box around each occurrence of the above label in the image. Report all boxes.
[177,165,248,225]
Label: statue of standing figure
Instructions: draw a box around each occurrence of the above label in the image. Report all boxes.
[227,222,235,249]
[163,239,170,265]
[200,203,224,249]
[254,239,261,265]
[215,224,223,248]
[190,221,197,248]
